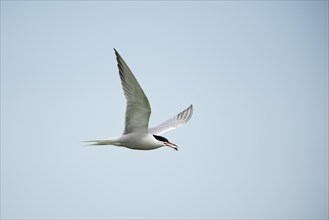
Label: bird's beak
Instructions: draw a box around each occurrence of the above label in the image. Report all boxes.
[165,141,178,151]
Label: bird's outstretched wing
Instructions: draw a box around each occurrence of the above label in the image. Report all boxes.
[149,104,193,135]
[114,49,151,134]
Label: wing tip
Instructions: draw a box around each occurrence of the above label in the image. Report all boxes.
[176,104,193,123]
[186,104,193,122]
[114,48,120,58]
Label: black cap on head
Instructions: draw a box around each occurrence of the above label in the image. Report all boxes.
[153,135,169,142]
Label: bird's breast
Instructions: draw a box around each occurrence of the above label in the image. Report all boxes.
[119,133,162,150]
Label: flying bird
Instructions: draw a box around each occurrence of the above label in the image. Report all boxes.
[86,49,193,151]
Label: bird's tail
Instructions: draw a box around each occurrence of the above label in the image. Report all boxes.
[83,140,108,146]
[83,138,121,146]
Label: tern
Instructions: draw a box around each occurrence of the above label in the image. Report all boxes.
[86,49,193,151]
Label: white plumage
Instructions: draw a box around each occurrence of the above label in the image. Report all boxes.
[86,49,193,151]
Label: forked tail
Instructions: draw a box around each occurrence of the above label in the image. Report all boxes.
[83,138,120,146]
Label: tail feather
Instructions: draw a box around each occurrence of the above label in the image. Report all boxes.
[83,138,120,146]
[83,140,106,146]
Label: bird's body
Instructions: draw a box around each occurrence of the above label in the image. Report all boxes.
[90,133,164,150]
[86,49,193,151]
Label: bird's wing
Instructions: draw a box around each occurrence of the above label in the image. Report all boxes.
[148,104,193,135]
[114,49,151,134]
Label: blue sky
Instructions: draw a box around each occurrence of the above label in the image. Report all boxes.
[1,1,328,219]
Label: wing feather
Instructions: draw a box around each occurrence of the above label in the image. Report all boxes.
[148,104,193,135]
[114,49,151,134]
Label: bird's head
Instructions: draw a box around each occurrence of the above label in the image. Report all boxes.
[153,135,178,151]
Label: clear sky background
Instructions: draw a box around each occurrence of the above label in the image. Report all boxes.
[1,1,328,219]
